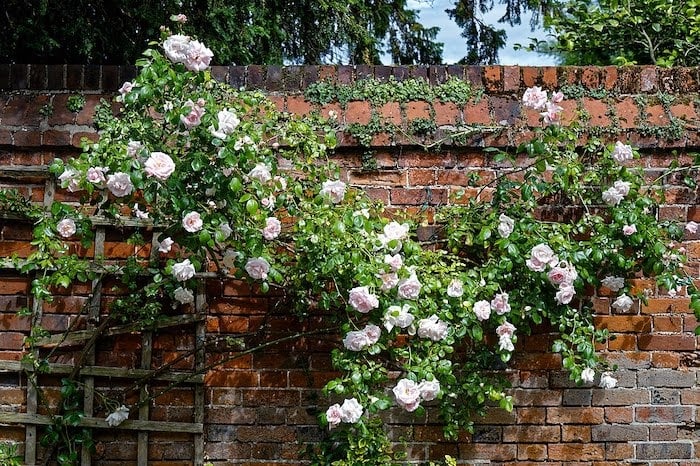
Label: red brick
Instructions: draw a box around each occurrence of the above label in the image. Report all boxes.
[548,444,605,461]
[547,407,604,424]
[503,425,560,442]
[638,334,696,351]
[482,66,502,92]
[464,98,491,125]
[405,100,431,121]
[285,96,313,116]
[583,98,612,127]
[594,315,651,333]
[518,444,547,461]
[0,332,24,350]
[645,104,670,126]
[378,102,402,125]
[653,315,683,332]
[607,334,637,350]
[562,425,591,443]
[432,101,460,126]
[641,298,691,314]
[345,101,372,124]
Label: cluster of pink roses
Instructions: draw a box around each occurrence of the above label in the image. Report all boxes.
[342,324,381,351]
[392,378,440,412]
[496,321,516,352]
[162,34,213,72]
[522,86,564,125]
[527,243,578,305]
[473,292,511,322]
[602,180,631,206]
[325,398,364,428]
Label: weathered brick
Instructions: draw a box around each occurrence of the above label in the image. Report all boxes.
[592,388,651,406]
[638,369,697,388]
[635,405,694,424]
[503,425,560,443]
[561,425,591,443]
[546,407,604,424]
[548,443,605,461]
[635,442,693,460]
[592,425,649,442]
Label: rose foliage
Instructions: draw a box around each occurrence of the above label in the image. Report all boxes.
[9,25,700,465]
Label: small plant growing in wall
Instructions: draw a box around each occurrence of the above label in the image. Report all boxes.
[66,94,86,113]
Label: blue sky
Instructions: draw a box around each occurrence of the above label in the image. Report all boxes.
[407,0,557,65]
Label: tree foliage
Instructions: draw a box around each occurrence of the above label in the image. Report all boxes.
[527,0,700,66]
[0,0,442,65]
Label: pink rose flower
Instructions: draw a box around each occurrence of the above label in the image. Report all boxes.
[106,172,134,197]
[602,187,624,206]
[248,163,272,183]
[497,213,514,238]
[612,141,633,163]
[490,292,510,315]
[182,211,203,233]
[384,253,403,271]
[473,300,492,321]
[320,180,347,204]
[145,152,176,180]
[555,284,576,305]
[339,398,363,423]
[383,221,410,241]
[496,321,516,338]
[58,168,81,192]
[210,109,240,140]
[548,262,577,287]
[383,304,415,332]
[522,86,548,110]
[262,217,282,240]
[180,99,206,129]
[540,101,562,125]
[118,81,134,96]
[418,379,440,401]
[686,221,699,234]
[613,180,631,196]
[126,140,143,157]
[158,237,174,253]
[342,330,370,351]
[393,378,421,412]
[601,276,624,292]
[447,279,464,298]
[325,404,342,429]
[171,259,195,281]
[86,166,107,185]
[56,218,76,238]
[173,287,194,305]
[348,286,379,313]
[581,367,595,383]
[245,257,270,280]
[363,324,381,345]
[397,274,422,300]
[526,243,558,272]
[163,34,191,63]
[622,224,637,236]
[184,39,214,72]
[379,272,399,291]
[499,334,515,352]
[417,314,448,341]
[612,294,633,312]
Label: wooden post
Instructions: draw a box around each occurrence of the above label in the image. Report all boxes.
[81,227,105,466]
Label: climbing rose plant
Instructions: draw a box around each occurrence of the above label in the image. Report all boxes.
[11,20,700,465]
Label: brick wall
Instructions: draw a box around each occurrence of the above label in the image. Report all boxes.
[1,64,699,464]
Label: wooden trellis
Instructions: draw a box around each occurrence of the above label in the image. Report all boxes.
[0,165,206,465]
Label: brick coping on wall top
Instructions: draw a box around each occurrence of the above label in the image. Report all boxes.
[2,64,700,94]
